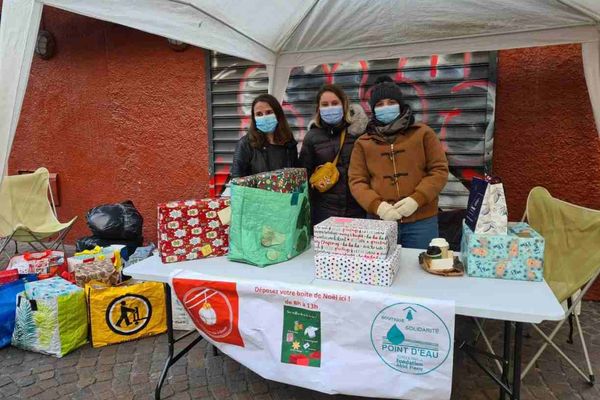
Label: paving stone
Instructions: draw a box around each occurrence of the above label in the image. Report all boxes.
[1,383,19,397]
[37,370,55,381]
[20,384,43,398]
[56,372,79,385]
[78,376,96,389]
[32,388,60,400]
[38,379,59,390]
[57,382,80,396]
[15,374,36,387]
[32,364,54,374]
[250,381,270,395]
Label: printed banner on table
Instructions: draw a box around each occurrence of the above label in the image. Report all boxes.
[172,273,455,400]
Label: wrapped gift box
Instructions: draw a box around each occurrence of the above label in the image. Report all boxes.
[461,222,545,281]
[24,277,81,300]
[0,270,19,285]
[158,198,230,264]
[314,217,397,259]
[8,250,66,275]
[315,246,402,286]
[73,246,123,269]
[73,260,120,287]
[230,168,307,193]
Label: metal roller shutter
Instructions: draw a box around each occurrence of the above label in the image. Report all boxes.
[208,52,497,208]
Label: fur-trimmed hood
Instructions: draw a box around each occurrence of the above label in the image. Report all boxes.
[307,104,369,136]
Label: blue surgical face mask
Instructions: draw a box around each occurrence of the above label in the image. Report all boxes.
[374,104,400,124]
[255,114,278,133]
[320,105,344,126]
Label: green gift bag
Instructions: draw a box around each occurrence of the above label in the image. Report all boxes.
[228,172,310,267]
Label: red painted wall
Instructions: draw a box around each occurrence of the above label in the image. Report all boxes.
[494,44,600,217]
[8,8,210,244]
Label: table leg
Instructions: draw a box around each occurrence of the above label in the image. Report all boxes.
[511,322,523,400]
[155,283,203,400]
[500,321,512,400]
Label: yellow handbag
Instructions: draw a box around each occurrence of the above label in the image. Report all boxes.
[309,130,346,193]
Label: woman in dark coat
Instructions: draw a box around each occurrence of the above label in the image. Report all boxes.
[299,84,368,226]
[231,94,297,178]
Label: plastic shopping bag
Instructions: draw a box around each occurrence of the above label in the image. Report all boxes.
[0,275,37,349]
[86,280,167,348]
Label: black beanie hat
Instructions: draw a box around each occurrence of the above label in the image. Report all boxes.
[369,76,404,111]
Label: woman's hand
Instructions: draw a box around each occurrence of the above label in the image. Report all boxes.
[394,197,418,217]
[377,202,402,221]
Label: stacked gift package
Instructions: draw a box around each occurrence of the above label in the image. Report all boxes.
[313,217,401,286]
[158,198,230,263]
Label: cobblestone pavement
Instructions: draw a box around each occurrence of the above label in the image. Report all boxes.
[1,304,600,400]
[1,243,599,399]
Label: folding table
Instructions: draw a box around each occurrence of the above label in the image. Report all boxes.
[124,247,564,400]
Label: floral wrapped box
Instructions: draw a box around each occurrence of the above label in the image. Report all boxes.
[461,221,545,281]
[315,246,402,286]
[313,217,397,259]
[158,198,230,264]
[230,168,307,193]
[73,260,120,287]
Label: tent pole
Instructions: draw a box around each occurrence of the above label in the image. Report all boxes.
[582,41,600,137]
[0,0,43,184]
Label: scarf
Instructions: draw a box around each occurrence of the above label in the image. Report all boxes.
[371,106,414,142]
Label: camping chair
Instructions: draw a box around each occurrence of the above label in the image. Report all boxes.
[472,187,600,385]
[0,168,77,261]
[519,186,600,384]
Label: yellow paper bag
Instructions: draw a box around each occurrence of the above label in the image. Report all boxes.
[86,280,167,348]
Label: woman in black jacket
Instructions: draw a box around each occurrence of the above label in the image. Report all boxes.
[299,84,368,226]
[231,94,297,178]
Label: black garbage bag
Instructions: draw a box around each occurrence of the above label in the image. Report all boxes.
[75,235,143,257]
[86,200,143,241]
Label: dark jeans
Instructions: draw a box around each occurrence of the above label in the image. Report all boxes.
[398,216,439,249]
[368,214,439,249]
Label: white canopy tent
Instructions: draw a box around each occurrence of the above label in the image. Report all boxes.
[1,0,599,183]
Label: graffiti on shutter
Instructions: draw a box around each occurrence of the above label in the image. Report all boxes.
[208,52,496,208]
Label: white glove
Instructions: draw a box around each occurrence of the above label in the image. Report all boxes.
[376,202,402,221]
[394,197,419,217]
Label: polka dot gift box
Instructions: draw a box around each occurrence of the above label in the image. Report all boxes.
[157,198,230,264]
[315,246,402,287]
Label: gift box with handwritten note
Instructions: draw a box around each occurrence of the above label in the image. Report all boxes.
[158,198,230,264]
[314,217,397,259]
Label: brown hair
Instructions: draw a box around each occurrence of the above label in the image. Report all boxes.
[314,84,351,128]
[247,94,293,149]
